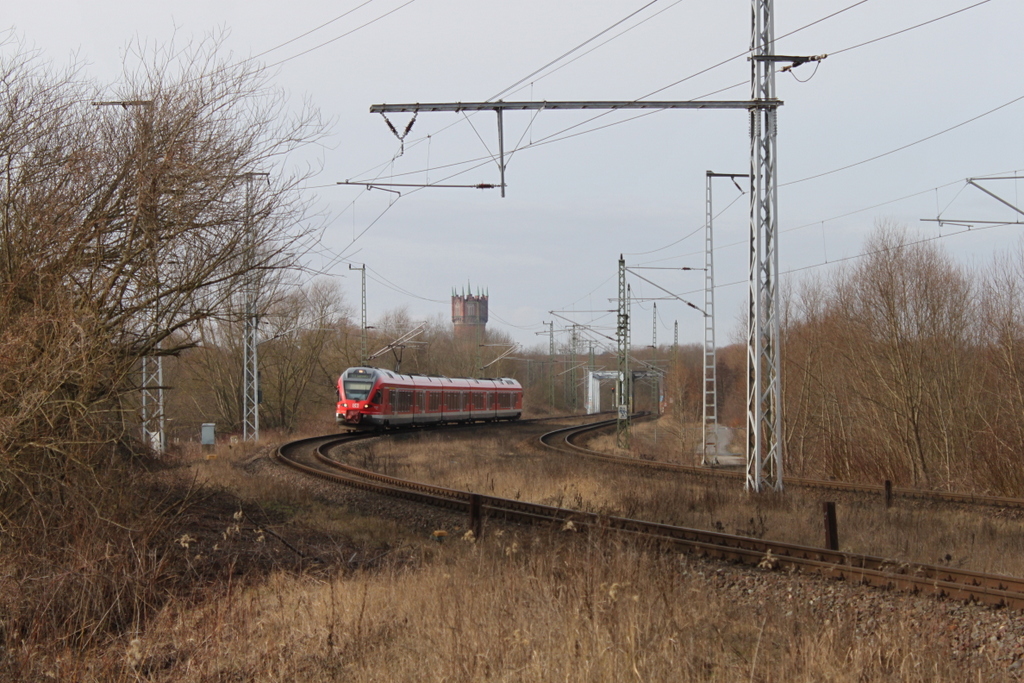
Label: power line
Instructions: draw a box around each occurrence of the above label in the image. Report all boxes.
[626,189,746,258]
[827,0,993,59]
[488,0,665,102]
[346,0,870,188]
[250,0,382,61]
[264,0,420,69]
[366,267,447,304]
[330,0,1009,333]
[351,0,1000,191]
[783,93,1024,187]
[497,1,686,102]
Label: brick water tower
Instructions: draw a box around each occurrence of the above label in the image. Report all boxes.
[452,286,488,341]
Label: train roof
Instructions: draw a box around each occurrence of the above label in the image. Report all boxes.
[341,366,521,388]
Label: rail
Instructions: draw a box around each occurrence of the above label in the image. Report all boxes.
[542,418,1024,510]
[275,422,1024,611]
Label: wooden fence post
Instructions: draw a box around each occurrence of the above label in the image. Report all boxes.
[823,501,839,551]
[470,493,482,539]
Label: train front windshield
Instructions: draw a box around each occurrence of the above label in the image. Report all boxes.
[343,380,374,400]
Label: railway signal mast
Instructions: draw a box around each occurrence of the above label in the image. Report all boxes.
[370,0,819,491]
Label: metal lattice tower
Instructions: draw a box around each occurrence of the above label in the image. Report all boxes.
[616,256,631,447]
[95,100,164,453]
[652,303,657,349]
[747,0,784,491]
[242,173,268,442]
[627,285,633,415]
[350,264,367,364]
[569,324,579,412]
[537,321,555,408]
[704,172,747,466]
[548,321,555,407]
[141,356,165,452]
[703,172,719,466]
[242,306,259,442]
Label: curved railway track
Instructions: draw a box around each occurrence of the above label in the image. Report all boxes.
[544,417,1024,510]
[276,419,1024,611]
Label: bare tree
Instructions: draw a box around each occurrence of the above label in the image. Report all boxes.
[0,34,329,654]
[259,279,350,431]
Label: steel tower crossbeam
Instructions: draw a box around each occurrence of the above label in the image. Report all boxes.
[371,101,779,112]
[371,100,780,198]
[747,0,783,491]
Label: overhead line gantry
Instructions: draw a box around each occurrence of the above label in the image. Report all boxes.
[371,0,810,491]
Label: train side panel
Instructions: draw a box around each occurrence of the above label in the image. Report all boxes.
[337,367,522,428]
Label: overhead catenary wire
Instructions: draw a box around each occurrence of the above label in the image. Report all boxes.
[341,0,689,185]
[248,0,383,61]
[263,0,421,70]
[487,0,665,103]
[783,92,1024,187]
[345,0,875,188]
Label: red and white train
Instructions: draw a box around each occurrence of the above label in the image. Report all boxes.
[336,366,523,428]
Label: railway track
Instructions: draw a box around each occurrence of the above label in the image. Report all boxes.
[543,417,1024,510]
[276,419,1024,611]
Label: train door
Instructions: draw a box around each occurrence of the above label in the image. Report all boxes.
[415,391,425,424]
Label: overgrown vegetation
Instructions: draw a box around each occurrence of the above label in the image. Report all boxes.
[782,223,1024,494]
[0,33,326,671]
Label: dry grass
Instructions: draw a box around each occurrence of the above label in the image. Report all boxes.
[104,531,993,682]
[348,421,1024,578]
[13,422,1023,681]
[172,428,417,548]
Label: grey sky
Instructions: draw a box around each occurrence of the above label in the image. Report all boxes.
[7,0,1023,352]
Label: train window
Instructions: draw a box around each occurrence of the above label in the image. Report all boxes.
[395,390,413,413]
[344,379,373,400]
[371,390,382,404]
